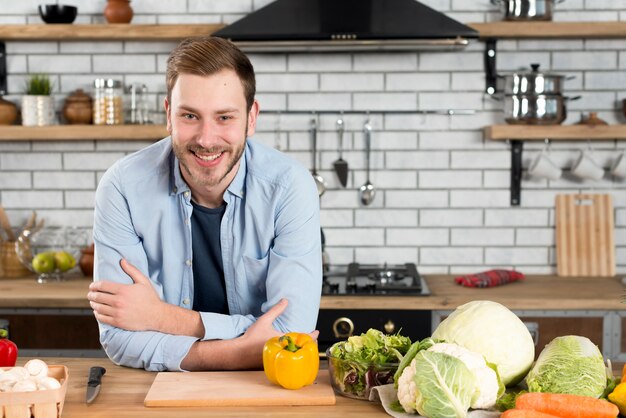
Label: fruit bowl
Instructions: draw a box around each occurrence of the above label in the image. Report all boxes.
[15,228,81,283]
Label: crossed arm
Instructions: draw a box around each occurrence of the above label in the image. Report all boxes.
[88,259,316,370]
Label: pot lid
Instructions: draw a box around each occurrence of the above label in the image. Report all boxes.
[65,89,92,103]
[510,63,567,78]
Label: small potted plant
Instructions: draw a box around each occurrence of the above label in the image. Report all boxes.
[22,74,56,126]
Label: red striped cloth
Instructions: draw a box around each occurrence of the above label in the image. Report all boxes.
[455,269,525,288]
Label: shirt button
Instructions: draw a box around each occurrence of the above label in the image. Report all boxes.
[185,259,192,266]
[184,191,190,198]
[184,218,189,225]
[173,186,178,193]
[183,298,190,305]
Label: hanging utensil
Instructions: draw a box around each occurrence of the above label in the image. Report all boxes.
[333,116,349,187]
[359,120,375,206]
[310,117,326,197]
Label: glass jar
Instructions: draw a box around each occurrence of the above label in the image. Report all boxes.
[93,78,123,125]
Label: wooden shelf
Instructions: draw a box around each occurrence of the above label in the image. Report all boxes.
[0,125,168,141]
[0,24,224,41]
[485,124,626,141]
[469,21,626,39]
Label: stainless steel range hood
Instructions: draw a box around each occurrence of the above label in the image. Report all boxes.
[213,0,479,52]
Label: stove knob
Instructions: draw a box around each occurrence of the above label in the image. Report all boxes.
[332,317,354,338]
[384,320,395,334]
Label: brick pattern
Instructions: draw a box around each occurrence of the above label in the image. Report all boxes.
[1,1,625,273]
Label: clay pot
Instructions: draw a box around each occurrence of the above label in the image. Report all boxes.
[79,243,94,277]
[104,0,133,24]
[0,97,18,125]
[577,112,608,126]
[63,89,93,124]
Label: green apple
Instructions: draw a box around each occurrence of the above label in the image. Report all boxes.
[32,252,56,274]
[54,251,76,272]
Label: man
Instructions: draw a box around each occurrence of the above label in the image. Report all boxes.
[87,36,322,372]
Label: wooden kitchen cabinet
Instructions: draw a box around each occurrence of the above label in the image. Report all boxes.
[0,309,102,355]
[519,315,604,352]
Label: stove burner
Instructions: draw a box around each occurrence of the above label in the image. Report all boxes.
[323,262,430,296]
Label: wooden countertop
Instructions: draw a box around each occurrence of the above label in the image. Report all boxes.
[0,274,624,311]
[17,357,386,418]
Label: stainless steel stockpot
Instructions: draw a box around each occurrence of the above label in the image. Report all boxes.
[491,0,565,21]
[503,94,579,125]
[498,64,571,95]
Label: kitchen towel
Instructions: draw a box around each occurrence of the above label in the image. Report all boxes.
[455,270,525,288]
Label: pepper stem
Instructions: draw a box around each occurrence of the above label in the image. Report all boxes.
[0,329,7,339]
[279,335,301,352]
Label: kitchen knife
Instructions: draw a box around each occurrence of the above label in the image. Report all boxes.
[85,366,106,404]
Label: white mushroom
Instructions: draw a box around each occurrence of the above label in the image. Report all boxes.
[37,376,61,390]
[0,373,17,392]
[11,379,37,392]
[24,359,48,378]
[5,367,30,380]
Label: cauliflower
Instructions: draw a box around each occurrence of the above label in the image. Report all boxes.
[428,343,500,409]
[397,358,419,413]
[395,342,502,415]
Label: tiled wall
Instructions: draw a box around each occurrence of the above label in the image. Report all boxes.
[1,0,625,274]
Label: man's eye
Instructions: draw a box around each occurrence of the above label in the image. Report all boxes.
[182,113,197,120]
[219,115,233,121]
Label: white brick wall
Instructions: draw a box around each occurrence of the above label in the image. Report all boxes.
[1,1,625,273]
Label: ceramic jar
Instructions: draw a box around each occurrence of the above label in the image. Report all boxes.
[63,89,93,124]
[0,97,18,125]
[104,0,133,24]
[79,243,94,277]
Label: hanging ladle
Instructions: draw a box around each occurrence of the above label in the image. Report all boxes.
[310,117,327,197]
[359,120,375,205]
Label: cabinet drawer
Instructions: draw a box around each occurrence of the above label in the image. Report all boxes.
[520,316,604,353]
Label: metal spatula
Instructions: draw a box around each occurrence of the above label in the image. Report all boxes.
[333,117,348,187]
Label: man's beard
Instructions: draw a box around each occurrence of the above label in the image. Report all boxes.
[173,130,247,189]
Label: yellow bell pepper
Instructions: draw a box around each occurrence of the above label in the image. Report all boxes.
[263,332,319,390]
[608,381,626,416]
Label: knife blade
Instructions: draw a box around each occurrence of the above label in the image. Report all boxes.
[85,366,106,404]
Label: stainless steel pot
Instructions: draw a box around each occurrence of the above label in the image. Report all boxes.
[503,94,580,125]
[498,64,570,95]
[491,0,565,21]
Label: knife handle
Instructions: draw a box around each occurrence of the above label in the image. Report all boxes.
[88,366,106,385]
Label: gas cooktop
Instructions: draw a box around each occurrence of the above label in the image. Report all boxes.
[322,262,430,296]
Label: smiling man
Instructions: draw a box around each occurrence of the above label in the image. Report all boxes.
[87,36,322,371]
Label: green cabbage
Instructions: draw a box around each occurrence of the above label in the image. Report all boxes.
[525,335,607,398]
[432,300,535,387]
[413,351,478,418]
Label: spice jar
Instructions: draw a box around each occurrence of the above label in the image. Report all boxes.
[93,79,123,125]
[63,89,93,124]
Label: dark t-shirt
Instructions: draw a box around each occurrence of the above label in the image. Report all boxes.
[190,201,229,314]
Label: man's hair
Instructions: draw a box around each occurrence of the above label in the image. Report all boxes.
[166,36,256,112]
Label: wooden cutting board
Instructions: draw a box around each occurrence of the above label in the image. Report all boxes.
[144,369,336,407]
[555,193,615,277]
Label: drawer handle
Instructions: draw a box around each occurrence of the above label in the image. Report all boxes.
[384,320,395,334]
[332,317,354,339]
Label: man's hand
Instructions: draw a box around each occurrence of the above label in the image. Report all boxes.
[239,299,319,361]
[87,259,165,331]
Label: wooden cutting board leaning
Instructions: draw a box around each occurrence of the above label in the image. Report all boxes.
[144,369,336,407]
[555,193,615,277]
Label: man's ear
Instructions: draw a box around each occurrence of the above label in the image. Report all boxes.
[164,97,172,133]
[246,100,260,137]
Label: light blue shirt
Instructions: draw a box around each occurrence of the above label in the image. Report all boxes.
[93,137,322,371]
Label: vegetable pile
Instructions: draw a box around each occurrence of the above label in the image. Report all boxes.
[327,299,624,418]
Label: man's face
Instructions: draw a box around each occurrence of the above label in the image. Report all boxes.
[165,70,258,193]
